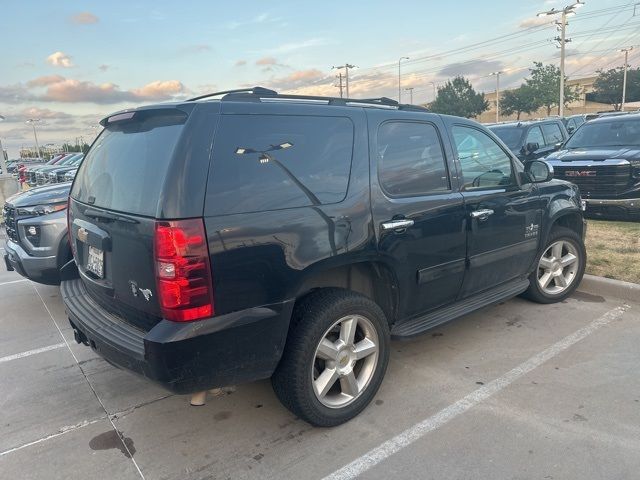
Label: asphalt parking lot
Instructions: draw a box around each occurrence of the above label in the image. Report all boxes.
[1,264,639,480]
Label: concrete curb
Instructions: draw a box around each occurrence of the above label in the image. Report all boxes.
[578,274,640,303]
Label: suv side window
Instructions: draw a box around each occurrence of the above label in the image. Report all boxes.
[541,122,564,145]
[377,121,449,197]
[205,115,354,215]
[525,126,544,147]
[452,125,515,189]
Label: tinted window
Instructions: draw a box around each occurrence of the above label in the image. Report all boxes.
[71,110,187,217]
[206,115,353,215]
[377,122,449,196]
[488,126,524,151]
[452,126,514,189]
[525,126,544,147]
[541,123,564,145]
[564,118,640,148]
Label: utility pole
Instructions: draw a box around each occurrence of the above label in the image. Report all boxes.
[404,87,414,104]
[537,1,584,117]
[334,72,345,98]
[332,64,356,98]
[26,118,42,159]
[490,71,502,122]
[398,56,409,102]
[620,47,634,111]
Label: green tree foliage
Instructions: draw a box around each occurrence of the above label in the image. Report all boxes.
[429,76,489,118]
[500,85,540,120]
[589,66,640,110]
[62,143,89,153]
[525,62,581,116]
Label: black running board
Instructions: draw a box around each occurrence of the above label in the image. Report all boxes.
[391,278,530,339]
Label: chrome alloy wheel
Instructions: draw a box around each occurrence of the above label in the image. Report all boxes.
[311,315,379,408]
[537,240,580,295]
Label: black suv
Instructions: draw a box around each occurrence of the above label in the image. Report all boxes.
[545,113,640,219]
[488,118,569,162]
[61,88,586,427]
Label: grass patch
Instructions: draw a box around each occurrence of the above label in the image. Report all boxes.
[585,220,640,284]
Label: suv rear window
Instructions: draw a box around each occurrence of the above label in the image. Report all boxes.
[71,109,187,217]
[205,115,354,215]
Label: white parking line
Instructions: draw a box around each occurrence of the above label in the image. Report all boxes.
[0,343,66,364]
[31,283,146,480]
[323,304,631,480]
[0,279,28,287]
[0,418,103,457]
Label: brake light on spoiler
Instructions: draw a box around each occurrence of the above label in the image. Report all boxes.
[154,219,214,322]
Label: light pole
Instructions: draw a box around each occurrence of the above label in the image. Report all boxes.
[537,1,585,117]
[26,118,42,159]
[620,47,634,111]
[398,56,409,102]
[332,64,356,98]
[428,81,437,102]
[0,115,7,176]
[490,71,502,122]
[404,87,414,104]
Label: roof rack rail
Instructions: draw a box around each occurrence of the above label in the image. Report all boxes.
[190,86,429,112]
[187,86,277,102]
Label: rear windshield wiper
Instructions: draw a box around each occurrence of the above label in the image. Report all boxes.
[84,208,139,224]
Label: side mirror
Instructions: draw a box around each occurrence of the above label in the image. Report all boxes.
[567,126,575,134]
[525,160,554,183]
[554,142,563,149]
[525,142,540,155]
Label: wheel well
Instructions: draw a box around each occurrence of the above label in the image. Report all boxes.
[551,213,584,238]
[56,233,73,270]
[295,262,398,325]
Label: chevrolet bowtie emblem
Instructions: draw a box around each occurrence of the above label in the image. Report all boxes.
[77,227,88,242]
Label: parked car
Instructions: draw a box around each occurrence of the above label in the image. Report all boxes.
[545,112,640,220]
[44,154,84,184]
[24,154,68,186]
[487,118,569,162]
[62,88,586,427]
[63,168,78,182]
[3,182,72,284]
[36,153,82,185]
[561,114,586,134]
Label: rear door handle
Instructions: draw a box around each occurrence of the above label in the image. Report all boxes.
[381,219,414,231]
[470,209,494,221]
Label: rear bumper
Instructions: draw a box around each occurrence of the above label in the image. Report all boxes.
[584,197,640,218]
[61,278,293,394]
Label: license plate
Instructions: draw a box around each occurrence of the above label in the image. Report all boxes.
[87,246,104,278]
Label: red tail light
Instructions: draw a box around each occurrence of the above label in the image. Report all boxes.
[154,219,214,322]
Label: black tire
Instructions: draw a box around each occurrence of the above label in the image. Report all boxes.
[272,289,390,427]
[523,226,586,304]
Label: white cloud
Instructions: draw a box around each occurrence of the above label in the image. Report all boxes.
[46,51,74,68]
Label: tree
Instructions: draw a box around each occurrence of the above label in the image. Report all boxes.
[428,76,489,118]
[500,85,540,120]
[525,62,581,116]
[589,66,640,110]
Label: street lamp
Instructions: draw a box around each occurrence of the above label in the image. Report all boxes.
[490,71,502,122]
[620,47,634,111]
[404,87,414,104]
[398,56,410,103]
[0,115,8,176]
[428,81,437,102]
[25,118,42,159]
[537,1,585,116]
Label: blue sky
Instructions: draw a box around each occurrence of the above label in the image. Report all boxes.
[1,0,639,156]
